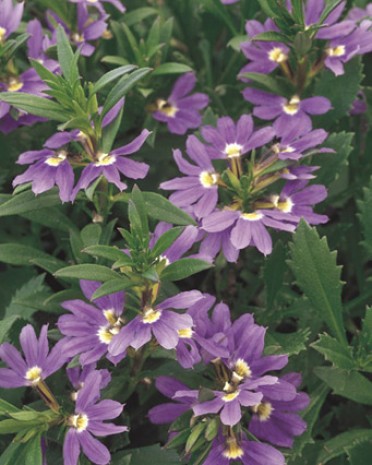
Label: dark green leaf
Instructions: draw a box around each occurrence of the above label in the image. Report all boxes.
[123,7,158,26]
[264,240,287,308]
[0,190,60,217]
[143,192,196,225]
[238,72,293,96]
[91,278,133,300]
[317,429,372,465]
[288,221,347,344]
[347,440,372,465]
[54,264,120,281]
[311,334,355,369]
[151,227,184,257]
[83,245,127,262]
[358,177,372,256]
[161,258,212,281]
[152,63,193,76]
[56,26,79,83]
[92,65,137,94]
[0,244,64,270]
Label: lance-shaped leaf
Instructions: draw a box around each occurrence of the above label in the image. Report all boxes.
[0,93,67,121]
[288,221,347,345]
[152,63,193,76]
[92,65,137,94]
[151,227,184,257]
[92,278,133,300]
[83,245,127,262]
[0,190,60,217]
[314,367,372,405]
[0,244,64,273]
[56,25,79,83]
[55,264,120,281]
[161,258,212,281]
[143,192,196,226]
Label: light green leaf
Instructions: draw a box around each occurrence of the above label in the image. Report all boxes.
[161,258,212,281]
[152,63,193,76]
[55,264,120,282]
[92,65,137,94]
[143,192,196,226]
[91,279,133,300]
[314,367,372,405]
[288,221,347,345]
[56,26,79,83]
[0,93,66,121]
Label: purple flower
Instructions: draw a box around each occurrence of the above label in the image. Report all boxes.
[63,371,127,465]
[109,291,203,355]
[152,73,209,135]
[148,376,197,424]
[348,4,372,22]
[249,373,310,448]
[0,324,66,388]
[47,4,109,57]
[67,363,111,401]
[72,129,150,198]
[204,434,285,465]
[243,88,332,134]
[27,19,59,72]
[199,229,239,263]
[58,280,126,366]
[69,0,126,13]
[160,135,219,219]
[240,19,289,76]
[200,114,275,160]
[0,0,24,42]
[202,208,295,256]
[12,131,78,202]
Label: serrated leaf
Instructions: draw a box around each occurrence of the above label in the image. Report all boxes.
[314,132,353,186]
[314,57,364,127]
[314,367,372,405]
[357,177,372,256]
[311,334,355,369]
[288,221,347,345]
[143,192,196,226]
[347,440,372,465]
[316,429,372,465]
[265,328,310,356]
[0,316,20,344]
[54,264,120,281]
[161,258,212,281]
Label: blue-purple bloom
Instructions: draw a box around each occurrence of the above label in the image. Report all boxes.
[0,324,66,388]
[70,0,125,13]
[58,280,126,365]
[0,0,24,42]
[152,73,209,135]
[63,371,127,465]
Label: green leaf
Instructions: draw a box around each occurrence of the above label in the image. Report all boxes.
[101,100,124,153]
[291,0,305,25]
[151,227,184,257]
[0,432,43,465]
[0,244,64,272]
[152,63,193,76]
[0,316,20,344]
[92,65,137,94]
[56,26,79,83]
[91,278,133,300]
[0,93,67,121]
[54,264,120,281]
[347,440,372,465]
[264,240,287,308]
[161,258,212,281]
[143,192,196,225]
[83,245,127,262]
[81,224,102,248]
[317,429,372,465]
[131,186,149,238]
[101,67,152,118]
[250,31,291,44]
[314,132,353,186]
[314,57,364,128]
[357,177,372,256]
[0,190,60,217]
[21,207,78,233]
[123,7,158,26]
[319,0,344,23]
[265,328,310,356]
[112,444,179,465]
[0,399,20,416]
[311,334,355,369]
[314,367,372,405]
[290,383,329,459]
[288,221,347,345]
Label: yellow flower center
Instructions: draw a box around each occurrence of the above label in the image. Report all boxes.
[199,171,219,188]
[7,78,23,92]
[222,438,244,459]
[283,96,300,115]
[45,151,67,167]
[103,309,118,326]
[225,143,243,158]
[25,366,42,385]
[233,358,251,379]
[0,27,7,43]
[72,33,84,43]
[69,414,89,432]
[253,402,273,421]
[277,198,294,213]
[326,45,346,57]
[222,390,240,402]
[97,311,122,344]
[102,29,113,40]
[268,47,287,63]
[95,152,116,167]
[241,212,263,221]
[142,308,162,324]
[177,328,193,338]
[157,99,178,117]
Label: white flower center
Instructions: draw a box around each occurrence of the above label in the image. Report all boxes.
[142,308,162,324]
[326,45,346,57]
[45,151,67,167]
[25,366,42,385]
[0,27,7,42]
[283,96,300,115]
[69,413,89,432]
[225,143,243,158]
[277,197,294,213]
[268,47,287,63]
[253,402,273,421]
[95,152,116,167]
[241,212,263,221]
[7,78,23,92]
[199,171,219,188]
[72,33,84,43]
[177,328,193,338]
[233,358,251,379]
[97,309,122,344]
